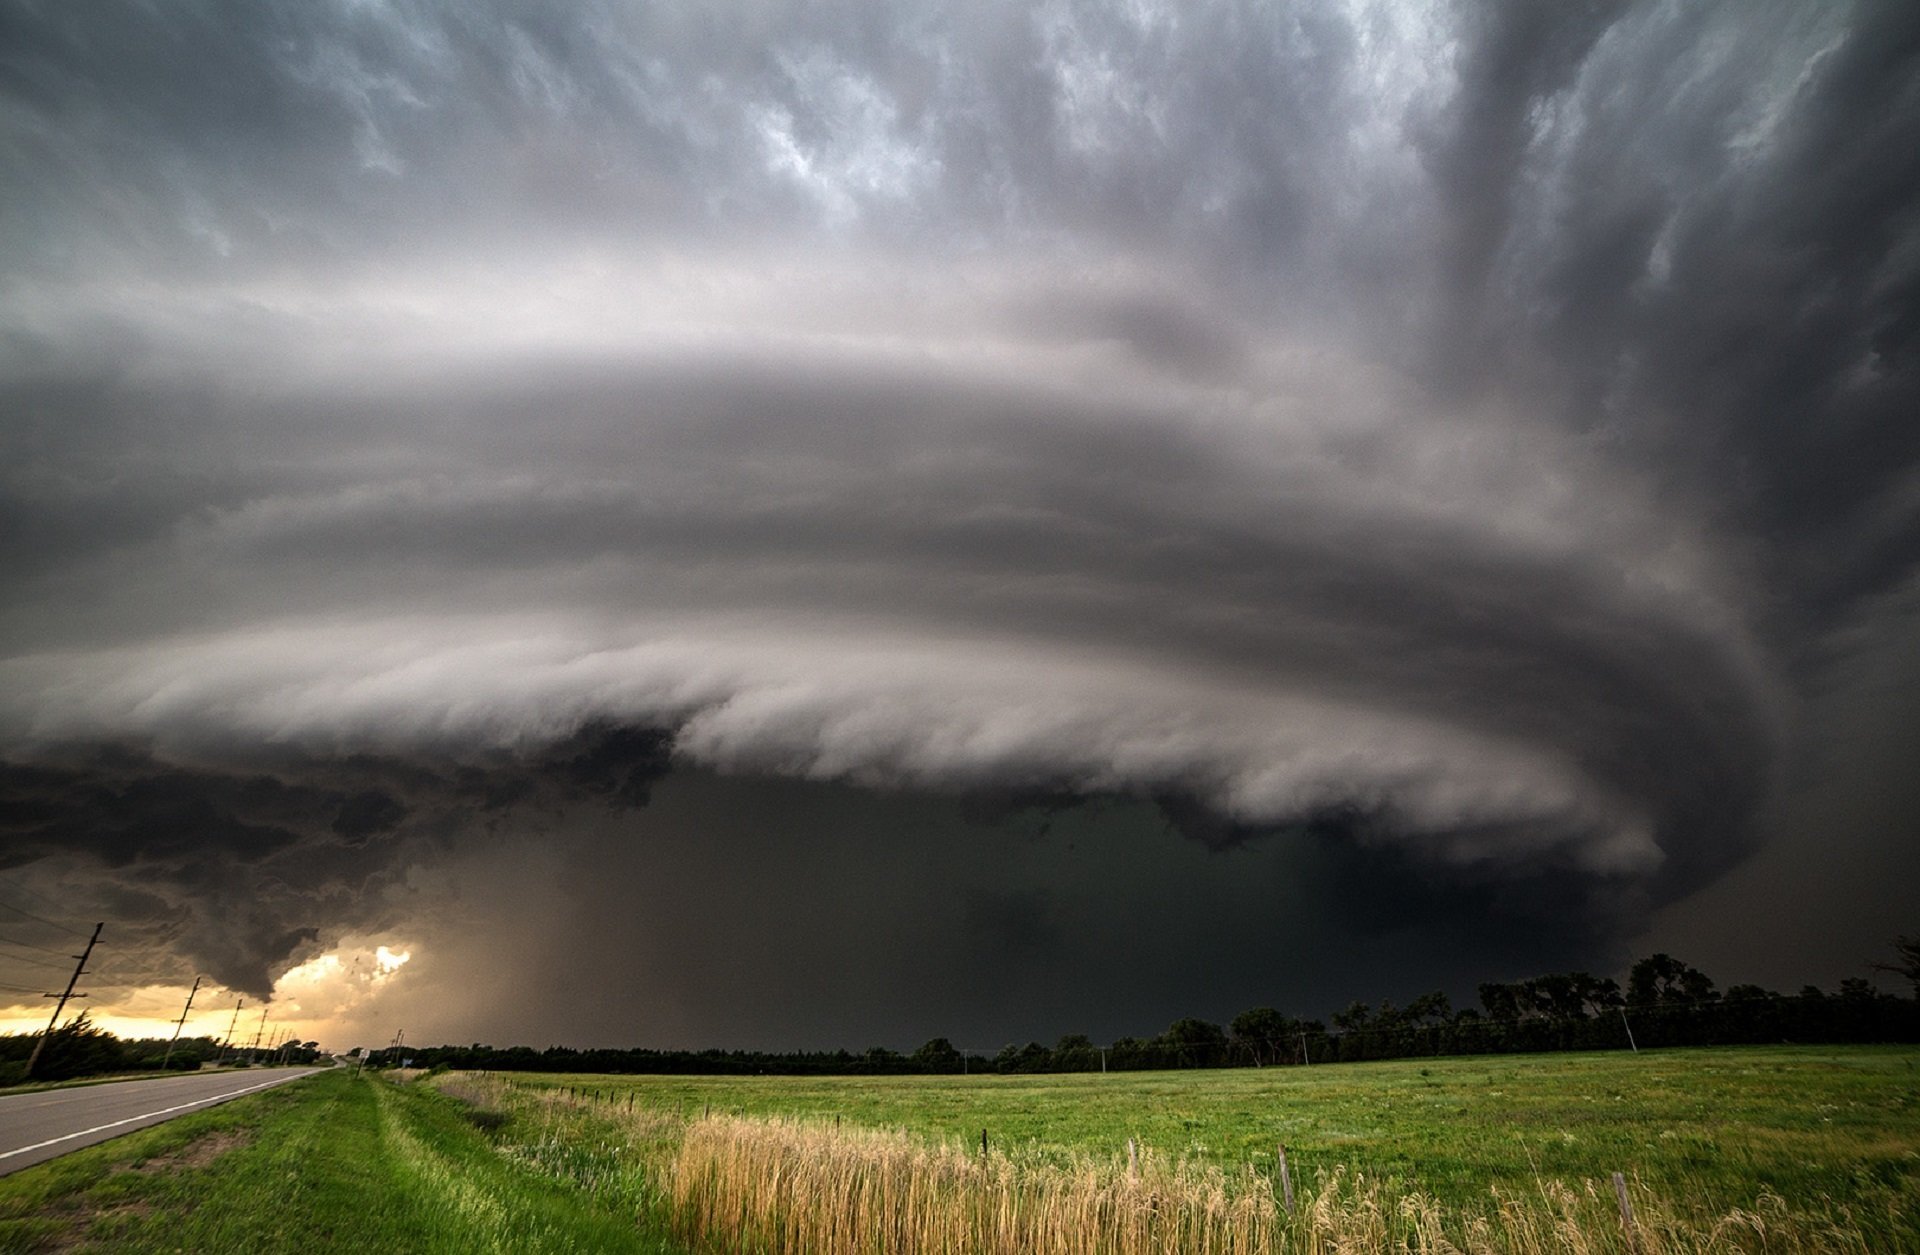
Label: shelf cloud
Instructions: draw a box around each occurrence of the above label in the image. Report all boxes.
[2,0,1915,1044]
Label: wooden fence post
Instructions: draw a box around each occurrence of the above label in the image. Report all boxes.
[1277,1144,1294,1214]
[1613,1172,1640,1254]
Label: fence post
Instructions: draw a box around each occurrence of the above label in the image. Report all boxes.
[981,1128,988,1156]
[1613,1172,1640,1254]
[1277,1144,1294,1214]
[1127,1138,1138,1181]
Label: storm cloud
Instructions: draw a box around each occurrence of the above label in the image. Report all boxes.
[1,0,1915,1046]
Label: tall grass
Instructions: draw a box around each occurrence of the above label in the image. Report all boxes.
[440,1071,1907,1253]
[658,1112,1884,1254]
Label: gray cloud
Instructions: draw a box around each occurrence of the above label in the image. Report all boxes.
[1,0,1915,1040]
[0,724,671,998]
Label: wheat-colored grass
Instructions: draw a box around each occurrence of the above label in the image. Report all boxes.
[658,1113,1879,1254]
[439,1072,1895,1254]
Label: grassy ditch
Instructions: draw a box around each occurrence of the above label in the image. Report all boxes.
[459,1044,1920,1253]
[0,1068,681,1253]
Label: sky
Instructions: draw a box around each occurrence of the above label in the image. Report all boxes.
[1,0,1917,1055]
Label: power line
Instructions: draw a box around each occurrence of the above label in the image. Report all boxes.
[0,875,81,916]
[0,949,69,971]
[0,898,90,940]
[0,932,71,958]
[0,979,46,995]
[85,970,196,989]
[98,994,187,1016]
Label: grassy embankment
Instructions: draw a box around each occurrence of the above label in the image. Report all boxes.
[0,1068,681,1253]
[456,1044,1920,1252]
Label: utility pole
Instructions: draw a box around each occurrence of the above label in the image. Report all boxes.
[247,1006,268,1058]
[160,976,203,1072]
[216,999,244,1065]
[25,923,102,1079]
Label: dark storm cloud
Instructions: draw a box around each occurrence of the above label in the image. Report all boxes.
[1,0,1916,1035]
[0,725,672,997]
[1443,0,1920,617]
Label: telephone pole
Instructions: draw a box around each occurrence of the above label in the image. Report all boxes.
[247,1006,268,1058]
[24,922,102,1079]
[216,999,244,1065]
[160,976,203,1072]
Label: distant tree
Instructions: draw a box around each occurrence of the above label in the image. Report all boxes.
[1230,1007,1290,1066]
[1873,935,1920,997]
[1160,1018,1228,1068]
[860,1046,904,1073]
[994,1041,1052,1073]
[1330,1001,1373,1033]
[31,1013,126,1081]
[1526,974,1590,1019]
[1573,973,1625,1015]
[910,1037,964,1073]
[1628,954,1717,1006]
[1052,1034,1098,1071]
[1837,977,1877,1002]
[1478,983,1525,1020]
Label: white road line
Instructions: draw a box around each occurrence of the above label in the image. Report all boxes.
[0,1073,308,1161]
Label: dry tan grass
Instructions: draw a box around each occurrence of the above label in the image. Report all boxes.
[432,1073,1889,1254]
[658,1114,1879,1255]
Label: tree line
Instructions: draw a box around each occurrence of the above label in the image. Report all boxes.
[0,1013,325,1084]
[368,946,1920,1075]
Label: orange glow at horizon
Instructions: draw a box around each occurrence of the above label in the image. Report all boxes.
[0,939,419,1052]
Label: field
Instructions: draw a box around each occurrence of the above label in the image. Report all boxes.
[0,1046,1915,1252]
[507,1045,1920,1210]
[471,1044,1920,1252]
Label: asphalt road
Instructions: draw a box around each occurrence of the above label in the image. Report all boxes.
[0,1067,324,1176]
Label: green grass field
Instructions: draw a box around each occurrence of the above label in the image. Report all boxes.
[513,1044,1920,1215]
[0,1069,682,1253]
[2,1046,1914,1252]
